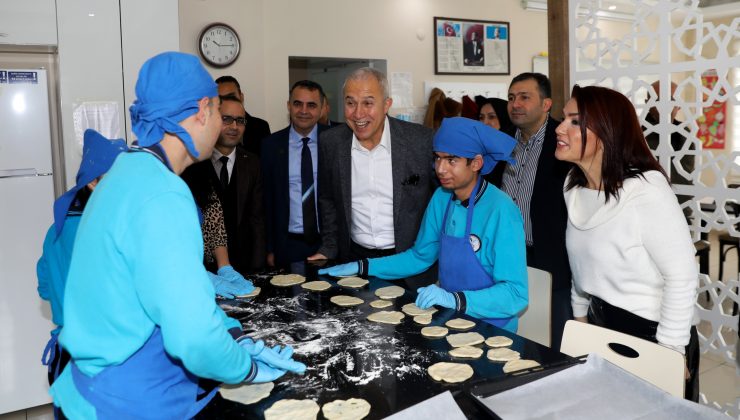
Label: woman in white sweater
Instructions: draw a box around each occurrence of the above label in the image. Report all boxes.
[554,85,699,401]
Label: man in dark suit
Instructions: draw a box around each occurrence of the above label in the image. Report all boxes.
[216,75,271,156]
[262,80,328,268]
[486,72,573,351]
[182,96,266,274]
[308,68,437,290]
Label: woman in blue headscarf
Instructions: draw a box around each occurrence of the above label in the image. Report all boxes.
[320,118,528,332]
[37,129,128,386]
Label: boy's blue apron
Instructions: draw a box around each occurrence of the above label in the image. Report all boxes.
[438,178,513,329]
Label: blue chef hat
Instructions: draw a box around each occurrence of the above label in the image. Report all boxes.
[433,117,517,175]
[129,51,217,158]
[52,129,128,236]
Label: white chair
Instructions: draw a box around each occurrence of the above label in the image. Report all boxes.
[516,266,552,347]
[560,320,685,397]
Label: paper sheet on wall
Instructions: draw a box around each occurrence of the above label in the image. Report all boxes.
[73,101,122,156]
[391,72,413,109]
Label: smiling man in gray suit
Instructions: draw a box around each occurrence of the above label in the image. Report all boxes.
[308,67,436,290]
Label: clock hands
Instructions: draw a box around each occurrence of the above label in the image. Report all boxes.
[211,40,235,48]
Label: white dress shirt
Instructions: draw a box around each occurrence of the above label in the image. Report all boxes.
[350,117,395,249]
[210,148,236,182]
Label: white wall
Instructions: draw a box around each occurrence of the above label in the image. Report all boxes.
[179,0,548,130]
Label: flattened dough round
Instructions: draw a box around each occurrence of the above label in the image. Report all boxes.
[401,303,437,316]
[445,318,476,330]
[421,326,449,337]
[485,336,513,348]
[486,347,521,362]
[337,277,369,289]
[270,274,306,287]
[369,299,393,309]
[503,359,541,373]
[219,382,273,405]
[446,332,484,347]
[265,399,320,420]
[321,398,371,420]
[413,314,432,325]
[301,280,332,291]
[428,362,474,383]
[449,346,484,359]
[235,287,261,299]
[367,310,405,325]
[374,285,405,299]
[331,295,364,307]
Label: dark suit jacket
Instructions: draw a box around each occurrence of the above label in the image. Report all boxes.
[242,113,271,156]
[487,117,573,291]
[261,124,328,266]
[317,117,436,285]
[182,146,266,274]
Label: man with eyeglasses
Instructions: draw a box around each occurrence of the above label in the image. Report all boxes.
[261,80,328,268]
[182,95,266,275]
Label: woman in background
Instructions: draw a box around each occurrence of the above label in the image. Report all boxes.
[475,96,513,132]
[555,85,699,401]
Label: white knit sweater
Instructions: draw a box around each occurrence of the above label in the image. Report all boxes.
[565,170,698,352]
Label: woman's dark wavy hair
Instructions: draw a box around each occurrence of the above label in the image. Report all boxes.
[565,85,667,203]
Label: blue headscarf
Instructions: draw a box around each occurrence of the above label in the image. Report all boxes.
[433,117,516,175]
[52,129,128,236]
[129,52,217,158]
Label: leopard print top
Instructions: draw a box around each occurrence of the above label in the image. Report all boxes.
[202,189,227,263]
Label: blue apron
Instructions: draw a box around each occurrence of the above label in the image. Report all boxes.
[42,329,64,382]
[438,178,512,328]
[68,145,217,419]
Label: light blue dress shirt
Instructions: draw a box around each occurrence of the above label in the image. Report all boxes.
[288,125,319,234]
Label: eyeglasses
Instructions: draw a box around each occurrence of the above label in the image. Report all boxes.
[222,115,247,126]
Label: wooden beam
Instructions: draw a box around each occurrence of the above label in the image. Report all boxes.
[547,0,570,120]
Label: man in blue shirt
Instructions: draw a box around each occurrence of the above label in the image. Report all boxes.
[50,52,304,419]
[320,117,528,332]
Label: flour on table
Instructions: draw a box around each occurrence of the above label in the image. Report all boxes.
[427,362,474,383]
[367,310,405,325]
[218,381,273,405]
[264,399,320,420]
[401,303,437,316]
[485,336,513,348]
[445,318,475,330]
[301,280,332,291]
[446,332,484,347]
[487,347,520,362]
[413,314,432,325]
[449,346,483,359]
[330,295,364,307]
[374,285,405,299]
[503,359,540,373]
[421,326,449,337]
[369,299,393,309]
[270,274,306,287]
[322,398,371,420]
[236,287,260,299]
[337,277,369,289]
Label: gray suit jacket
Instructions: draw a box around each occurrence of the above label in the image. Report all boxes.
[317,117,436,270]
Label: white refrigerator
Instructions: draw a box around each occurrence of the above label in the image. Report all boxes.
[0,68,56,413]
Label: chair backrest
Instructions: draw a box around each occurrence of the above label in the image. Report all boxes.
[560,320,685,397]
[517,266,552,347]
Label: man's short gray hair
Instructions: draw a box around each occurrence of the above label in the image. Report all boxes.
[343,67,389,100]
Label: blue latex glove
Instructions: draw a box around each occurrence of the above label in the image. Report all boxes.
[415,284,456,310]
[251,359,287,383]
[207,272,242,299]
[238,337,306,376]
[317,262,359,277]
[217,265,255,295]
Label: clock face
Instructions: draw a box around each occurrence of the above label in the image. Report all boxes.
[198,23,240,67]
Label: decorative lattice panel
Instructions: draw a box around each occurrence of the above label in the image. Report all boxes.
[570,0,739,415]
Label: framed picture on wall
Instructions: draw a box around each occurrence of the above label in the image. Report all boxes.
[434,17,510,75]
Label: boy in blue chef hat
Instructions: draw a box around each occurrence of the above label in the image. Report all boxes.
[320,117,528,332]
[37,129,128,388]
[50,52,305,419]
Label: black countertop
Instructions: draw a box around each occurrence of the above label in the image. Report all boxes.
[198,262,575,419]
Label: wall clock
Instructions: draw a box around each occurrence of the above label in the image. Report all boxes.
[198,23,240,68]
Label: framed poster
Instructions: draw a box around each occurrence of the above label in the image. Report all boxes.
[434,17,510,75]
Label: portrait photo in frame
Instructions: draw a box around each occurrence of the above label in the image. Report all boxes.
[434,17,510,75]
